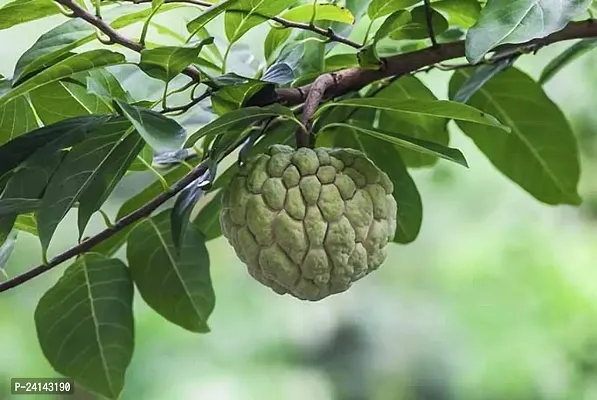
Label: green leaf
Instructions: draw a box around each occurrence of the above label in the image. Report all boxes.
[186,0,241,38]
[225,0,296,43]
[128,145,154,172]
[185,104,295,147]
[35,253,134,399]
[127,209,214,333]
[374,9,412,42]
[78,131,144,237]
[193,191,223,240]
[451,57,516,103]
[387,6,449,41]
[15,214,37,236]
[449,67,581,205]
[152,0,166,8]
[114,101,186,153]
[13,4,182,84]
[29,81,112,125]
[317,97,510,131]
[280,3,355,24]
[321,122,468,167]
[264,27,293,62]
[325,53,359,71]
[465,0,593,63]
[0,199,40,215]
[317,126,422,243]
[539,39,597,84]
[0,149,65,245]
[0,115,112,178]
[0,0,59,30]
[37,118,131,255]
[0,50,126,108]
[373,75,448,167]
[0,96,39,146]
[368,0,420,20]
[357,45,382,69]
[86,69,133,102]
[139,38,214,82]
[431,0,481,29]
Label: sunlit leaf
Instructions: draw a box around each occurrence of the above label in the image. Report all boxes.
[0,0,60,30]
[431,0,481,29]
[186,0,240,38]
[127,209,214,333]
[225,0,296,44]
[368,0,420,20]
[465,0,592,63]
[35,253,134,399]
[280,3,355,24]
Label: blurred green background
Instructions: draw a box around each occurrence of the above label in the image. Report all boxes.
[2,3,597,399]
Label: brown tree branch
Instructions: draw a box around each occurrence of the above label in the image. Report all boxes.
[297,73,337,147]
[274,19,597,106]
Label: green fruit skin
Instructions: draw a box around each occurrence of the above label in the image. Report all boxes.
[220,145,397,301]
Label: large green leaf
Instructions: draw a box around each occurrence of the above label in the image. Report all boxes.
[321,122,468,167]
[78,131,145,237]
[225,0,296,43]
[449,68,581,205]
[1,50,126,108]
[210,73,275,115]
[280,3,355,24]
[539,39,597,84]
[185,104,295,147]
[139,38,214,82]
[465,0,593,63]
[0,0,60,30]
[317,97,510,130]
[37,118,132,255]
[451,57,516,103]
[0,115,112,178]
[317,127,422,243]
[29,81,112,124]
[126,209,214,333]
[384,6,448,41]
[431,0,481,29]
[0,96,39,145]
[12,4,182,84]
[367,0,420,20]
[35,254,134,400]
[0,149,65,245]
[86,69,133,102]
[114,101,186,153]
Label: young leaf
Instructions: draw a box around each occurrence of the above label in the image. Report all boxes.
[114,101,186,153]
[368,0,420,20]
[466,0,593,63]
[0,0,60,30]
[449,68,582,205]
[29,81,112,124]
[0,96,39,145]
[452,57,516,103]
[35,254,134,400]
[185,104,295,147]
[37,119,132,256]
[539,39,597,84]
[317,98,510,131]
[431,0,481,29]
[78,131,145,237]
[317,126,422,243]
[0,50,126,108]
[280,3,355,24]
[15,214,37,236]
[126,209,215,333]
[139,38,214,82]
[0,115,112,178]
[225,0,296,44]
[321,122,468,167]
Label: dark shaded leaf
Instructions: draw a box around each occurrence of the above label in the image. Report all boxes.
[127,209,214,333]
[210,73,276,114]
[262,62,295,84]
[0,96,39,145]
[465,0,592,63]
[78,131,145,237]
[449,67,582,205]
[114,100,186,153]
[539,38,597,84]
[35,254,134,400]
[37,118,131,255]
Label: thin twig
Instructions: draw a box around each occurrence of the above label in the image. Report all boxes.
[423,0,438,48]
[160,90,211,114]
[122,0,362,48]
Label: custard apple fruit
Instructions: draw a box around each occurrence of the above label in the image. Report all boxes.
[220,145,397,301]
